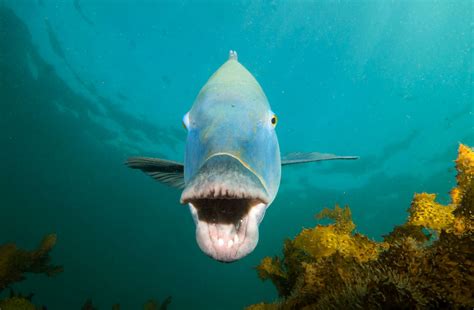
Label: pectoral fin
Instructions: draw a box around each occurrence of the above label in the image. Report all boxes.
[281,152,359,166]
[126,157,185,188]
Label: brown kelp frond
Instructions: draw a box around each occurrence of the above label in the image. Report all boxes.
[249,144,474,309]
[293,205,386,263]
[0,234,63,292]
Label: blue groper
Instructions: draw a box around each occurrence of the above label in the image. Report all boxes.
[127,51,358,262]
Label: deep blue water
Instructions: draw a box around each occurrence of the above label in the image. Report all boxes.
[0,1,472,309]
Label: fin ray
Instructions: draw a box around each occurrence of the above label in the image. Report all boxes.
[126,157,185,188]
[281,152,359,166]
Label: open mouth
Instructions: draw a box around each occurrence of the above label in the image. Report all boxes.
[180,154,269,262]
[186,198,267,263]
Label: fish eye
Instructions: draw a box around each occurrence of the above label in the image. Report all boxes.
[182,112,190,130]
[271,114,278,127]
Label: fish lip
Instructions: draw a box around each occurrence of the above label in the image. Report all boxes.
[180,153,270,204]
[182,154,270,261]
[189,201,267,262]
[181,191,269,205]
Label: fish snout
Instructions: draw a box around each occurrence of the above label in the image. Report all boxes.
[181,154,269,262]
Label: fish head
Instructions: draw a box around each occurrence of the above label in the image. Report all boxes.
[180,52,281,262]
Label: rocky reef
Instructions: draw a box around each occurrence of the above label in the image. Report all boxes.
[249,144,473,309]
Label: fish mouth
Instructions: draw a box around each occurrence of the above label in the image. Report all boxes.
[181,154,269,262]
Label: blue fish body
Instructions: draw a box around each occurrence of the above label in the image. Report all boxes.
[127,51,358,262]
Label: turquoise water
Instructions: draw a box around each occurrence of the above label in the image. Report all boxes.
[0,1,472,308]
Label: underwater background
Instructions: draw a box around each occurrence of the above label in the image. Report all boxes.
[0,0,472,309]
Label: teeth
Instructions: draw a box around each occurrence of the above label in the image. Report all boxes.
[218,238,224,247]
[234,235,239,243]
[188,203,199,225]
[181,185,269,204]
[227,240,233,248]
[235,219,242,231]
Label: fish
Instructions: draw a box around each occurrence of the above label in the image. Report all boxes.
[127,51,358,262]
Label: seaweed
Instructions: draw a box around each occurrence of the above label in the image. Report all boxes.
[250,144,474,309]
[0,296,38,310]
[0,234,63,293]
[0,232,173,308]
[142,296,173,310]
[81,299,97,310]
[0,234,61,309]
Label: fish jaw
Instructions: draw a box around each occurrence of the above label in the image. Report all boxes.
[181,154,270,262]
[188,201,267,262]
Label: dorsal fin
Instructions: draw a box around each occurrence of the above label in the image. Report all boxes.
[229,50,238,61]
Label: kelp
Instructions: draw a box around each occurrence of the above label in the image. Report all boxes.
[0,232,172,309]
[250,144,474,309]
[0,234,62,292]
[0,234,62,309]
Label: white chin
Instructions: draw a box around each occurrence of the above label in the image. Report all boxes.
[189,202,267,262]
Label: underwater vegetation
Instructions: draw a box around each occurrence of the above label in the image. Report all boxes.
[0,234,62,309]
[249,144,473,309]
[0,234,172,309]
[0,234,62,292]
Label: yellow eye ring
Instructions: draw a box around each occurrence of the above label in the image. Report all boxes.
[271,115,278,127]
